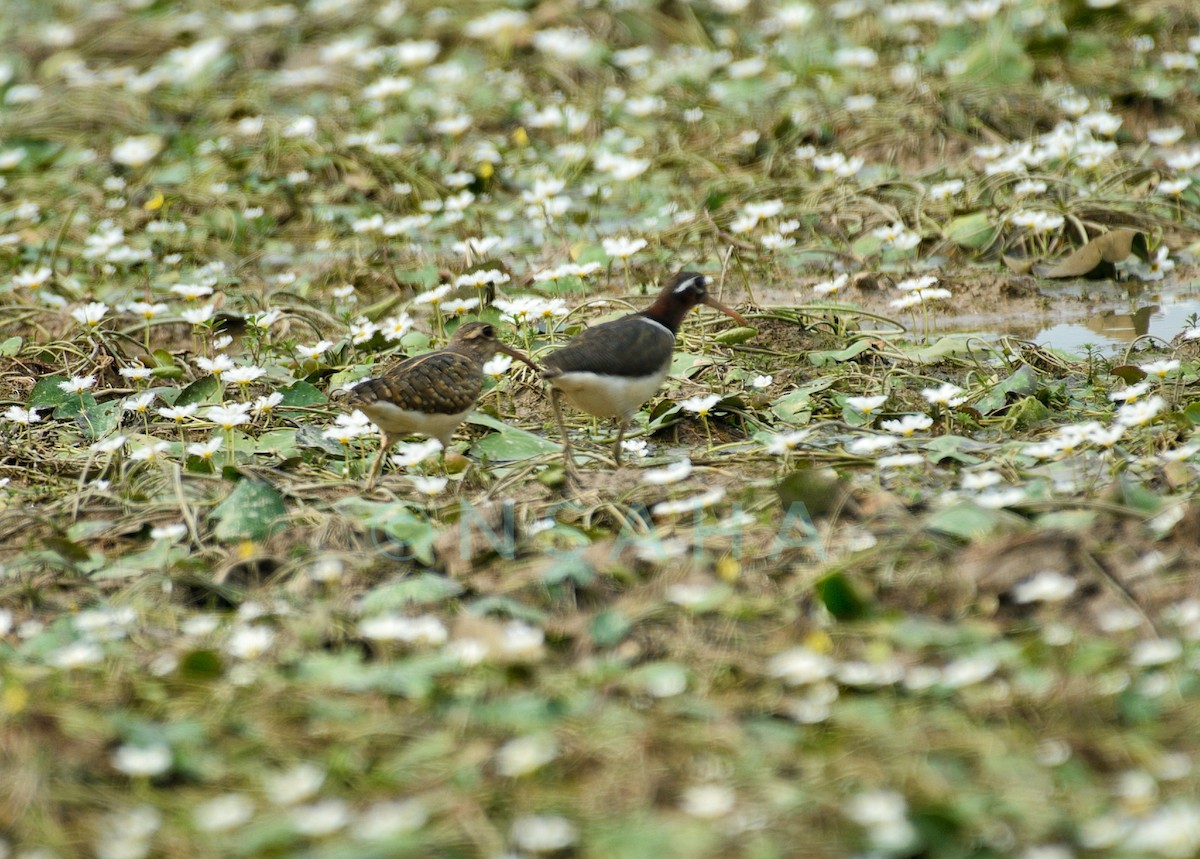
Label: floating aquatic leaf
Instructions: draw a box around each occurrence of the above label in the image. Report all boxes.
[1038,228,1149,279]
[210,480,286,542]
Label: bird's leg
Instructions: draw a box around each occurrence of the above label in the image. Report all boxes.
[550,388,581,485]
[612,419,628,466]
[364,433,391,490]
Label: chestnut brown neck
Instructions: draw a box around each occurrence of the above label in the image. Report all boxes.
[640,288,696,334]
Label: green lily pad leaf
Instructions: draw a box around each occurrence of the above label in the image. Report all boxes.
[712,326,758,345]
[0,336,22,357]
[179,649,224,680]
[815,572,869,620]
[29,375,70,409]
[335,498,436,566]
[808,339,874,367]
[925,501,1007,540]
[1111,365,1147,384]
[468,413,559,461]
[777,466,847,518]
[670,352,715,378]
[360,574,464,614]
[907,335,983,363]
[92,542,190,580]
[278,380,327,407]
[255,429,299,459]
[210,480,287,542]
[175,375,221,407]
[466,595,549,623]
[959,30,1032,87]
[540,549,596,586]
[975,365,1039,414]
[627,662,689,696]
[1118,474,1161,514]
[589,609,633,647]
[79,400,121,440]
[945,211,996,250]
[296,423,353,456]
[916,435,986,465]
[771,379,834,424]
[295,651,457,699]
[1185,401,1200,426]
[1005,395,1050,429]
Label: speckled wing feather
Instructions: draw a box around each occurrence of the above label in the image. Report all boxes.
[347,350,483,415]
[542,315,675,379]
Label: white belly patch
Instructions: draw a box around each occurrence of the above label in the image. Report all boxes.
[549,368,669,419]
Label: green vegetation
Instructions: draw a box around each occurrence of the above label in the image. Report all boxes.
[2,0,1200,856]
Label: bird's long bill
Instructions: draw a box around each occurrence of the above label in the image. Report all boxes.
[702,294,749,327]
[496,342,543,372]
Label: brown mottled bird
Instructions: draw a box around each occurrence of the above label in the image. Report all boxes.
[344,321,538,488]
[542,271,748,476]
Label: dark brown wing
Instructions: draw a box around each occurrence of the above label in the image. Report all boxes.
[542,314,675,379]
[347,350,483,415]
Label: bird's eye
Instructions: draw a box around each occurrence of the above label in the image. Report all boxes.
[482,325,495,337]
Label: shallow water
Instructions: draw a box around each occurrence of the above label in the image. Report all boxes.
[1029,278,1200,353]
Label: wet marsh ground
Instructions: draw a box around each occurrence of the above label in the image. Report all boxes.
[2,1,1200,857]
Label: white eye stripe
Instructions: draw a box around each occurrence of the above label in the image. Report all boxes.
[672,275,703,295]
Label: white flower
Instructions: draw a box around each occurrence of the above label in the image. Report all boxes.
[768,647,835,685]
[112,134,164,167]
[680,784,736,819]
[846,394,887,414]
[158,404,197,423]
[72,302,109,328]
[410,475,448,496]
[224,366,265,386]
[847,435,899,455]
[921,382,965,407]
[652,488,725,516]
[92,435,127,454]
[1111,381,1151,402]
[680,394,721,416]
[602,236,648,259]
[226,625,275,659]
[511,815,577,853]
[194,794,255,833]
[264,763,325,806]
[130,441,171,462]
[196,355,235,376]
[390,438,443,467]
[359,614,448,645]
[880,414,933,436]
[291,799,351,836]
[206,404,252,429]
[813,273,849,296]
[641,458,692,485]
[48,640,104,668]
[1115,396,1165,427]
[118,363,153,381]
[483,355,513,377]
[412,284,452,306]
[4,405,39,425]
[123,301,169,320]
[296,340,334,359]
[123,392,155,413]
[1130,638,1182,666]
[112,743,171,777]
[495,734,559,777]
[1012,570,1077,603]
[59,374,96,394]
[150,523,187,541]
[765,430,810,455]
[186,437,223,460]
[750,374,773,389]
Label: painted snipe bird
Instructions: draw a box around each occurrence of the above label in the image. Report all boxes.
[542,270,748,476]
[344,321,538,488]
